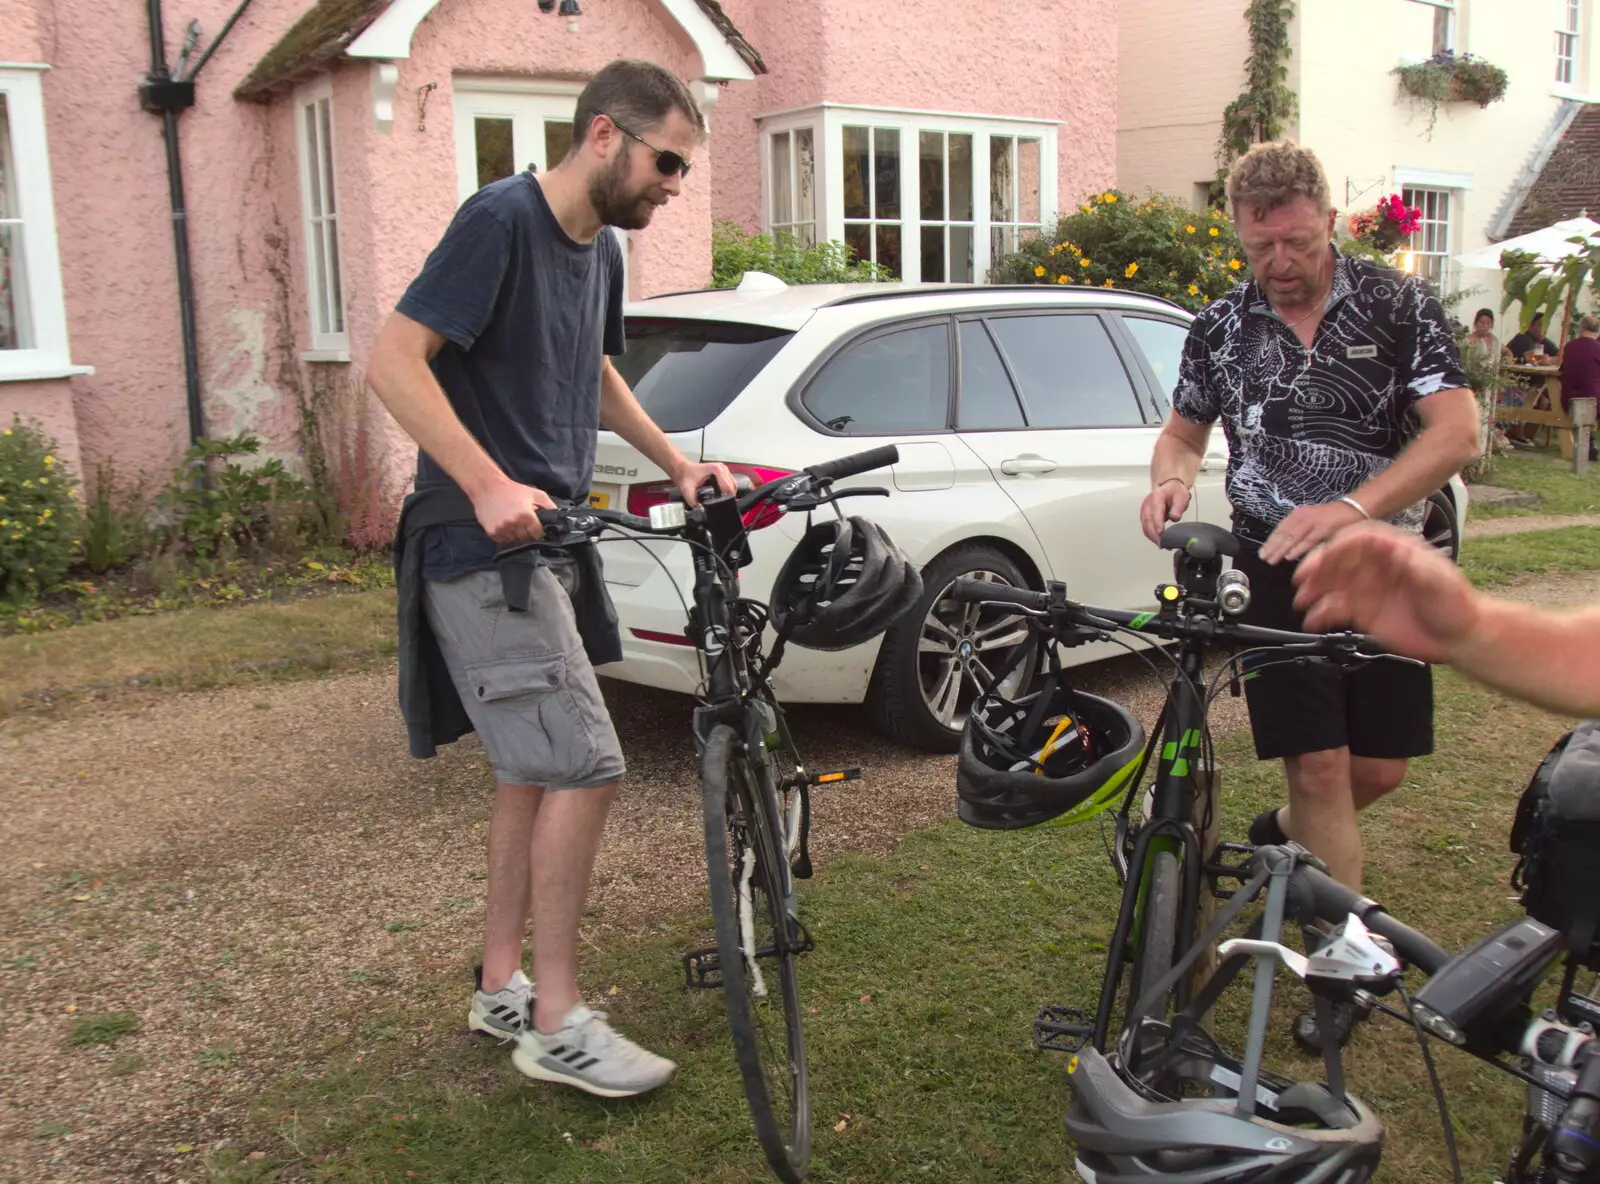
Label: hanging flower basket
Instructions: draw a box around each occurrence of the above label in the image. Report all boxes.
[1394,51,1509,124]
[1347,194,1423,254]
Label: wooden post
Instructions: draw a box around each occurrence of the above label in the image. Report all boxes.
[1572,397,1596,476]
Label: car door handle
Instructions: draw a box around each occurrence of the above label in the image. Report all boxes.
[1200,453,1227,472]
[1000,455,1059,476]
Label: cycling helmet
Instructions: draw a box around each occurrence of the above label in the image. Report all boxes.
[769,515,923,651]
[957,680,1145,830]
[1065,1043,1383,1184]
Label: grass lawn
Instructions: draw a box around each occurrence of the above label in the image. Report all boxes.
[1472,447,1600,517]
[204,672,1575,1184]
[1461,524,1600,587]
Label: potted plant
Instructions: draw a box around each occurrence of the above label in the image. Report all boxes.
[1393,51,1509,134]
[1346,194,1423,255]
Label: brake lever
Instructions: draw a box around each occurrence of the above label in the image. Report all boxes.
[784,486,891,511]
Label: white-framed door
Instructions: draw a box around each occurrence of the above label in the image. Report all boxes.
[451,79,631,293]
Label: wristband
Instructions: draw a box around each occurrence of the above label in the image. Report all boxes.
[1156,477,1189,493]
[1339,495,1371,520]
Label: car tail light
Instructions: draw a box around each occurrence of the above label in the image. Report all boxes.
[625,464,796,530]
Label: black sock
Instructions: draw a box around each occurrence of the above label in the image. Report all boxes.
[1249,806,1288,847]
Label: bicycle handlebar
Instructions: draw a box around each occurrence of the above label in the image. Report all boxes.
[1281,855,1450,975]
[949,576,1400,659]
[804,444,900,485]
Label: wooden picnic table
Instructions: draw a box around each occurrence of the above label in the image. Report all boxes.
[1495,363,1569,450]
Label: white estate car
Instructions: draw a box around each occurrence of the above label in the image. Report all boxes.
[592,274,1469,752]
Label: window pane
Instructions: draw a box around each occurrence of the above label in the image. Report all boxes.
[990,225,1013,272]
[771,131,793,226]
[475,117,515,190]
[990,135,1014,221]
[614,318,794,432]
[309,213,330,336]
[843,126,869,219]
[0,95,32,350]
[795,127,816,223]
[803,324,951,434]
[844,223,871,267]
[921,225,946,282]
[950,225,974,283]
[874,128,900,219]
[876,224,902,279]
[958,321,1024,428]
[325,219,344,333]
[1018,138,1041,224]
[544,120,573,169]
[987,315,1143,428]
[1121,316,1190,402]
[303,104,323,217]
[920,131,944,221]
[318,99,336,215]
[949,134,973,222]
[796,223,817,247]
[1432,6,1451,54]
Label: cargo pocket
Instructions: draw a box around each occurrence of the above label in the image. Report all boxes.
[463,652,598,787]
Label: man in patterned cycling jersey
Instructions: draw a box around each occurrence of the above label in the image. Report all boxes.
[1137,141,1480,1050]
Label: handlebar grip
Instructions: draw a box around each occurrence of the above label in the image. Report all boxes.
[1287,862,1449,975]
[950,577,1050,610]
[805,444,900,484]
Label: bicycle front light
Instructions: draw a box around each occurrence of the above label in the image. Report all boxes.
[1217,569,1251,616]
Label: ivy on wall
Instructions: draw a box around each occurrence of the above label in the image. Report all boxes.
[1211,0,1298,204]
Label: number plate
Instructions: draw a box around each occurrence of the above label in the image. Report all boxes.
[588,492,609,509]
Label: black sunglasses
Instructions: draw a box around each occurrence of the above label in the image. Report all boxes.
[600,113,692,179]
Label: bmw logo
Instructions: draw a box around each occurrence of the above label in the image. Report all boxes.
[958,641,974,661]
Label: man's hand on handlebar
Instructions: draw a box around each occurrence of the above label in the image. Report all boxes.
[474,476,558,544]
[1140,480,1191,545]
[671,459,738,508]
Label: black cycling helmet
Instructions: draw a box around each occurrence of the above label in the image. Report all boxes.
[957,680,1145,830]
[1065,1044,1383,1184]
[769,515,923,651]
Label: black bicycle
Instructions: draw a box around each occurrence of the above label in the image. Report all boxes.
[499,444,902,1183]
[951,522,1418,1051]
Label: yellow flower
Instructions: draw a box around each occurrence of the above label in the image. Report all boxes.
[38,477,48,485]
[1057,274,1071,284]
[1035,265,1046,277]
[1209,227,1221,237]
[1186,225,1197,234]
[1079,257,1091,267]
[21,479,32,488]
[42,507,52,518]
[1125,262,1139,278]
[1228,259,1243,271]
[1103,193,1118,203]
[1,429,10,436]
[43,455,55,467]
[1188,284,1200,296]
[1104,278,1115,288]
[1082,204,1092,213]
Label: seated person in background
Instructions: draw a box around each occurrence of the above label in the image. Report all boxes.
[1507,312,1559,362]
[1560,314,1600,413]
[1463,307,1508,365]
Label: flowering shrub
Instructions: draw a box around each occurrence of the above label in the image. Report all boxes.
[990,190,1248,312]
[1347,194,1423,253]
[0,416,83,601]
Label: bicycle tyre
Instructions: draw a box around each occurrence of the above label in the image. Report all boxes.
[1129,845,1181,1021]
[702,723,811,1183]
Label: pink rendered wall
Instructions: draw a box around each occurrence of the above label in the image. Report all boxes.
[1,379,83,484]
[710,0,1119,234]
[5,0,719,499]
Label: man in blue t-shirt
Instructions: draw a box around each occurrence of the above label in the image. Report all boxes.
[368,59,733,1099]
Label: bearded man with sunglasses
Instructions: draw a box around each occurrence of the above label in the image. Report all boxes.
[368,59,733,1099]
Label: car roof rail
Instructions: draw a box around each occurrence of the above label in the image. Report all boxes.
[818,284,1189,313]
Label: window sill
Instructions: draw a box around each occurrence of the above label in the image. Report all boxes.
[1552,83,1595,101]
[301,349,351,364]
[0,362,95,383]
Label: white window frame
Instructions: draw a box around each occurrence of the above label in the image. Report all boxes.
[0,65,89,382]
[296,79,349,362]
[1557,0,1582,86]
[1407,0,1457,54]
[757,103,1059,284]
[767,125,818,246]
[1401,184,1459,294]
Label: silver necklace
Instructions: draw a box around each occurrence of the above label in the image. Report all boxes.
[1274,292,1330,330]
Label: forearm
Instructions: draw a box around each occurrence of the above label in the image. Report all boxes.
[1451,600,1600,717]
[368,342,506,500]
[1151,423,1207,489]
[1350,395,1477,519]
[599,363,688,478]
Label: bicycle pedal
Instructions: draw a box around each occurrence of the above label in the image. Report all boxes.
[809,767,862,786]
[1034,1006,1092,1053]
[682,946,723,989]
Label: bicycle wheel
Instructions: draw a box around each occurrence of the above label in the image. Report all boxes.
[702,723,811,1183]
[1129,843,1182,1022]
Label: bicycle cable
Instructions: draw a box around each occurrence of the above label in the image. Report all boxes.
[1397,979,1464,1184]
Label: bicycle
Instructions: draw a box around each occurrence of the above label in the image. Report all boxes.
[497,443,905,1183]
[950,521,1419,1051]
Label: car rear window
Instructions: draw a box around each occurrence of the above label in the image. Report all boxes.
[614,318,794,432]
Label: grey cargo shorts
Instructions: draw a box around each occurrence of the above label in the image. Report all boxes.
[423,563,626,790]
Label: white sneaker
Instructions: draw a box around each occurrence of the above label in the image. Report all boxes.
[468,967,535,1042]
[512,1004,677,1098]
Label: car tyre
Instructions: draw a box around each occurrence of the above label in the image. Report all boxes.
[1423,489,1460,562]
[866,544,1037,753]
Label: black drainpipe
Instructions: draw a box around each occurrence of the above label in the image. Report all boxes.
[139,0,254,453]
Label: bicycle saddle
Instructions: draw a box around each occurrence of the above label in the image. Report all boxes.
[1159,522,1241,562]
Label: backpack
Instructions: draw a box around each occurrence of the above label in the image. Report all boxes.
[1510,721,1600,971]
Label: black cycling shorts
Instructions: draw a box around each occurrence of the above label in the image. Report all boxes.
[1233,544,1434,762]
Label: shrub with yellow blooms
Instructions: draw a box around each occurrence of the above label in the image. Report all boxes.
[0,416,83,602]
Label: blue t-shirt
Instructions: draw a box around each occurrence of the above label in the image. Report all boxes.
[395,171,626,579]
